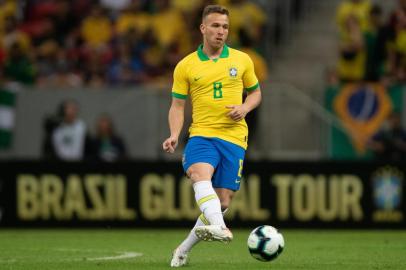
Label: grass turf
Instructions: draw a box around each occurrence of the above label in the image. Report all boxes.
[0,229,405,270]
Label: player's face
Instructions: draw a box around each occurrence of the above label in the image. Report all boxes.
[201,13,229,49]
[64,102,78,123]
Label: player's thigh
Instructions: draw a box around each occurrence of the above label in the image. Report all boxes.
[183,136,220,182]
[212,139,245,191]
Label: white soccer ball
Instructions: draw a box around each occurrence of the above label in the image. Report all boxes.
[247,225,285,262]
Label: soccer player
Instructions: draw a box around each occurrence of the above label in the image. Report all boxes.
[162,4,262,267]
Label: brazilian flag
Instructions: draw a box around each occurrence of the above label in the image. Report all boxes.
[325,83,403,160]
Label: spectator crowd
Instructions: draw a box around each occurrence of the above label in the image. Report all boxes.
[333,0,406,161]
[0,0,266,89]
[335,0,406,83]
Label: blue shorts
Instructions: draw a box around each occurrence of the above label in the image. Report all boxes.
[182,136,246,191]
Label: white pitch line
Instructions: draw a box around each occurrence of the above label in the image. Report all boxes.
[0,250,143,264]
[86,252,143,261]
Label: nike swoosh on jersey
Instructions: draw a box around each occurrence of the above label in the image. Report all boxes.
[194,77,203,81]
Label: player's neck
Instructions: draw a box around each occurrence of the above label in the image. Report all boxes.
[202,43,223,59]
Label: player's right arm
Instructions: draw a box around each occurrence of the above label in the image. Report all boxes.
[162,97,185,153]
[163,58,189,153]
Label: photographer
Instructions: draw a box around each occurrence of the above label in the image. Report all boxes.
[42,99,91,161]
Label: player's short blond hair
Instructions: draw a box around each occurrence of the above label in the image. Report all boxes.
[202,5,229,20]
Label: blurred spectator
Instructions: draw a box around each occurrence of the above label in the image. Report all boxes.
[36,41,83,88]
[335,0,370,82]
[363,5,387,81]
[3,42,35,85]
[239,28,269,148]
[79,4,114,87]
[0,0,17,33]
[80,4,112,49]
[336,0,371,36]
[368,112,406,161]
[337,14,366,82]
[227,0,266,47]
[107,36,146,85]
[141,26,167,79]
[35,40,58,80]
[185,0,213,48]
[89,114,127,162]
[20,1,62,47]
[50,0,79,45]
[115,2,150,37]
[42,99,91,161]
[1,15,31,53]
[387,0,406,81]
[150,0,191,56]
[239,28,269,82]
[83,52,108,88]
[170,0,202,14]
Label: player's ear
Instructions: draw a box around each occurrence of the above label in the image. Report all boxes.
[200,23,205,34]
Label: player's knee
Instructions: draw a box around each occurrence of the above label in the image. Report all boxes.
[187,168,209,181]
[188,170,202,181]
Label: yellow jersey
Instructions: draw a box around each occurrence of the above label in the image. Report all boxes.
[172,45,259,149]
[336,0,371,35]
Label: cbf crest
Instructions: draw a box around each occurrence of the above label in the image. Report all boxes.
[372,166,403,222]
[229,67,238,78]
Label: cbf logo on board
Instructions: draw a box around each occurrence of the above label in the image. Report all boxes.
[229,67,238,78]
[372,166,403,222]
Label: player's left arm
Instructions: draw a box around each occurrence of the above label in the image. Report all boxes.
[227,53,262,122]
[226,87,261,122]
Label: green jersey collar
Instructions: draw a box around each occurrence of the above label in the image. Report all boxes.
[197,44,229,61]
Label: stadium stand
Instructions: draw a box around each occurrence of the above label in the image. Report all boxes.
[0,0,404,161]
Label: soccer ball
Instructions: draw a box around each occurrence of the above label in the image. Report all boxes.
[247,225,284,262]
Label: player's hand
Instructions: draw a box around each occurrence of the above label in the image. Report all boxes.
[162,136,178,153]
[226,105,248,122]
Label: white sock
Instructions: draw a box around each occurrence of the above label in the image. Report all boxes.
[193,181,225,226]
[179,209,228,253]
[178,214,207,253]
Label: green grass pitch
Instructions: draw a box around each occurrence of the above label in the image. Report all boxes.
[0,229,405,269]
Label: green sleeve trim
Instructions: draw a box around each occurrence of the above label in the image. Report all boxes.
[172,92,187,99]
[245,82,260,92]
